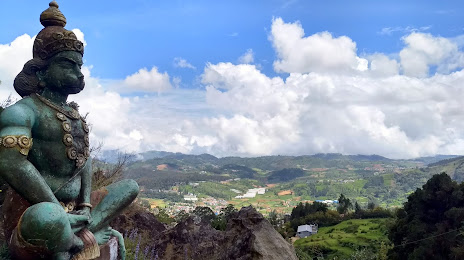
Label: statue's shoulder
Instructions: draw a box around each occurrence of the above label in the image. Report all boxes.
[0,96,38,130]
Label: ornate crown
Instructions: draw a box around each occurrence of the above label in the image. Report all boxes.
[33,1,84,60]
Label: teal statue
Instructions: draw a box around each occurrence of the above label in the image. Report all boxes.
[0,2,139,259]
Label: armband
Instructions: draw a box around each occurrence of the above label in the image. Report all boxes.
[0,135,33,156]
[78,202,93,209]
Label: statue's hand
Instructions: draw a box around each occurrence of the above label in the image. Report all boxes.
[74,207,92,221]
[68,211,91,233]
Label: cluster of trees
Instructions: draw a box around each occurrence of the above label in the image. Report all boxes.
[152,204,239,230]
[178,182,238,200]
[143,190,184,202]
[283,201,339,237]
[281,194,392,239]
[389,173,464,259]
[219,164,257,179]
[182,204,238,230]
[268,168,306,183]
[291,201,328,219]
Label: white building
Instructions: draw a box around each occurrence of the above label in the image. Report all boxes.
[184,194,198,201]
[296,224,318,238]
[235,188,266,199]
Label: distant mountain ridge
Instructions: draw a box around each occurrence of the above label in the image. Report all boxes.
[114,149,464,207]
[99,149,461,166]
[424,156,464,182]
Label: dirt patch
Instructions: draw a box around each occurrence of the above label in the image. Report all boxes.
[278,190,293,196]
[157,164,168,170]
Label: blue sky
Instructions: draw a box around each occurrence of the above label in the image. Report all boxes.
[2,1,462,83]
[1,1,464,158]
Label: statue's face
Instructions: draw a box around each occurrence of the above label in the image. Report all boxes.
[38,51,85,95]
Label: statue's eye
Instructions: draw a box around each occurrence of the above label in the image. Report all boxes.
[60,60,75,68]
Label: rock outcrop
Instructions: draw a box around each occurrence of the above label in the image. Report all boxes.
[110,204,167,236]
[1,204,297,260]
[151,206,298,260]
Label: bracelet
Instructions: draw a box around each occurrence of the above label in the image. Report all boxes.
[0,135,33,156]
[78,203,93,209]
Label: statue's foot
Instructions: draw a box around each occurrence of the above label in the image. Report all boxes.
[70,234,85,253]
[111,229,126,260]
[94,226,112,245]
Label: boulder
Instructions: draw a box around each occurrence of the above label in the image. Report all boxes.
[110,205,166,236]
[151,206,298,260]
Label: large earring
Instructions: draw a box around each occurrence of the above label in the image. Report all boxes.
[38,81,46,88]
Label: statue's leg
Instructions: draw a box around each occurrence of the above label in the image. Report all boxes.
[19,202,84,259]
[89,179,139,237]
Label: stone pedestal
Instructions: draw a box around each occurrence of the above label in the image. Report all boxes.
[94,237,119,260]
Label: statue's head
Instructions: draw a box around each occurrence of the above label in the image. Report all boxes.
[14,1,85,97]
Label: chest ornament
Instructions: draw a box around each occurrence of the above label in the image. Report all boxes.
[33,94,90,168]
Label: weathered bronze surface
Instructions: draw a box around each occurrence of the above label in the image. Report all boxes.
[0,2,139,260]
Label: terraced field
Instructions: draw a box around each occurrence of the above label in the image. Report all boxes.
[294,218,391,259]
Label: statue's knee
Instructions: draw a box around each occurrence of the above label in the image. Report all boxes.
[21,202,68,236]
[124,179,139,199]
[116,179,139,195]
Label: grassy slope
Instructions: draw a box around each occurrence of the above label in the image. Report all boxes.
[293,218,391,259]
[426,156,464,180]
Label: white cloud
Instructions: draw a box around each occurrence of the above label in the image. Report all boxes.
[378,26,431,36]
[201,62,282,92]
[400,33,464,77]
[68,66,145,152]
[172,76,182,88]
[124,67,173,92]
[238,49,254,64]
[196,62,464,158]
[3,21,464,160]
[173,57,196,69]
[72,29,87,47]
[368,53,400,77]
[270,17,360,74]
[0,34,34,100]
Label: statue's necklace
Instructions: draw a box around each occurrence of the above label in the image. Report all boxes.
[33,93,90,168]
[34,93,81,120]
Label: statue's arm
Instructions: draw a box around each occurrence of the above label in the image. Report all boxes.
[0,103,60,205]
[79,157,92,205]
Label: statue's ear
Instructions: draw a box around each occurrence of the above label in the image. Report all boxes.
[36,70,45,81]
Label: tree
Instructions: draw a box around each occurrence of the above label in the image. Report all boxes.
[367,201,376,210]
[174,210,189,222]
[389,173,464,259]
[354,201,363,216]
[378,241,390,260]
[139,199,151,210]
[268,210,279,228]
[221,204,238,218]
[192,206,216,222]
[92,152,135,190]
[291,202,328,220]
[337,194,352,214]
[154,207,174,224]
[211,204,238,231]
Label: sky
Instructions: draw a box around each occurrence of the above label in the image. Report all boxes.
[1,0,464,159]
